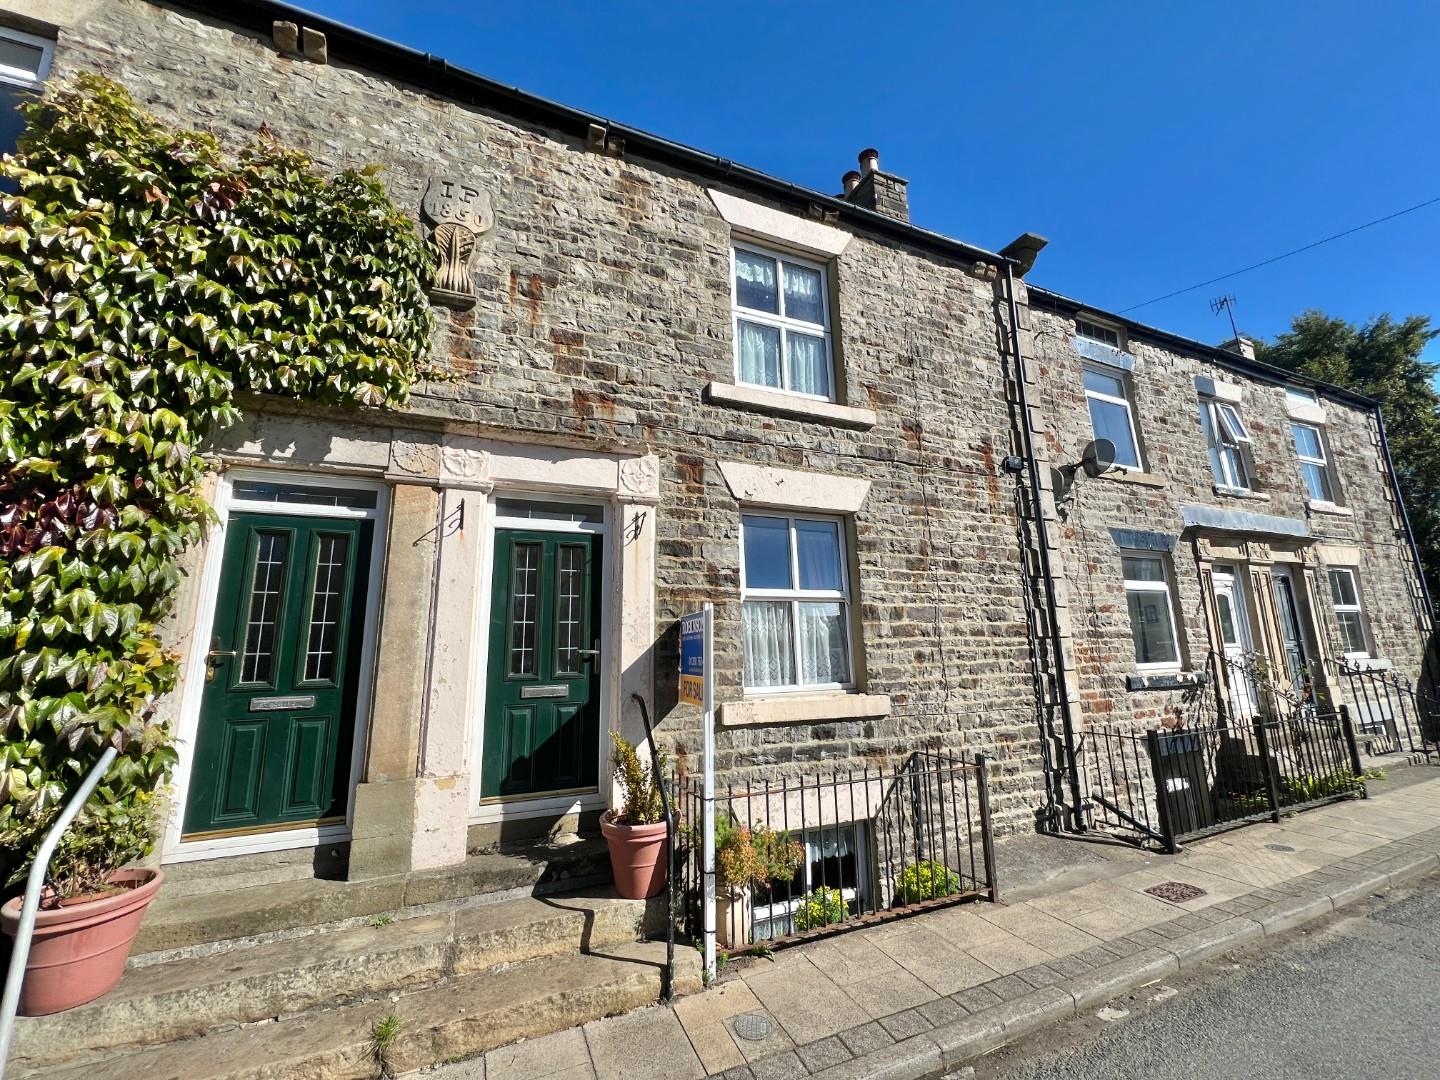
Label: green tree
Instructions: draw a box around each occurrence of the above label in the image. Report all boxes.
[1257,312,1440,598]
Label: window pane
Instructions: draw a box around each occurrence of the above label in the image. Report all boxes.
[782,262,824,324]
[1301,461,1332,502]
[1286,387,1318,408]
[786,332,830,398]
[794,519,843,591]
[240,531,290,684]
[508,543,541,676]
[0,85,29,162]
[734,250,778,313]
[742,601,796,687]
[1337,610,1367,654]
[1126,590,1178,665]
[232,480,378,509]
[0,38,45,80]
[302,533,350,683]
[495,498,602,523]
[1291,423,1323,459]
[1329,570,1358,607]
[742,515,793,589]
[798,602,850,684]
[1083,369,1125,397]
[1216,403,1249,442]
[554,544,585,674]
[1088,397,1140,467]
[737,320,781,388]
[1219,444,1248,489]
[1121,555,1165,583]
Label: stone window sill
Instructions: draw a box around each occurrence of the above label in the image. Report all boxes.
[719,692,891,728]
[1126,670,1207,692]
[1214,485,1270,502]
[705,381,877,430]
[1307,499,1353,517]
[1339,656,1391,672]
[1097,468,1168,489]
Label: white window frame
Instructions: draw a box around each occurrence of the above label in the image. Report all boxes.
[731,241,836,402]
[1291,420,1337,503]
[1285,386,1319,409]
[1075,316,1123,350]
[1326,567,1370,659]
[1121,551,1182,673]
[0,25,53,89]
[1199,397,1253,491]
[749,821,870,941]
[1083,364,1144,470]
[739,511,854,694]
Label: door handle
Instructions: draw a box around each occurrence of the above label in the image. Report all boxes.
[577,640,601,661]
[205,646,236,682]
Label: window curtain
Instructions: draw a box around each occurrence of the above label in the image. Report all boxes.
[738,321,781,388]
[742,601,794,687]
[787,333,829,397]
[798,602,850,684]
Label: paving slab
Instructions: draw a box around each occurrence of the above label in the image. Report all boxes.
[868,922,1000,995]
[486,1027,593,1080]
[743,955,857,1044]
[974,901,1107,955]
[583,1005,704,1080]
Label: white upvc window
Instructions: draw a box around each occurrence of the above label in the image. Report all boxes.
[1121,552,1181,671]
[1083,366,1142,469]
[1327,568,1370,658]
[1285,386,1319,409]
[750,822,869,941]
[731,243,835,401]
[0,25,53,158]
[739,512,852,693]
[1291,421,1336,503]
[1199,398,1253,490]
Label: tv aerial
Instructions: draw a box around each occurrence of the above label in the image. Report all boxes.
[1210,294,1240,341]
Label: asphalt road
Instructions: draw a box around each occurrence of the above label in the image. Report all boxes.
[972,872,1440,1080]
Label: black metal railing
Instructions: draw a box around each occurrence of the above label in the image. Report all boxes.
[632,693,675,1001]
[1328,659,1440,759]
[673,752,997,953]
[1081,707,1367,851]
[1211,650,1317,726]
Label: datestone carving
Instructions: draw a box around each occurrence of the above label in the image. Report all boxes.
[618,454,660,501]
[421,176,495,309]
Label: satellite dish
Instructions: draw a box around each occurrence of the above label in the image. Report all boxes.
[1080,438,1116,478]
[1049,465,1074,502]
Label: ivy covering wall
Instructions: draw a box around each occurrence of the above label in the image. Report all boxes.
[0,74,435,889]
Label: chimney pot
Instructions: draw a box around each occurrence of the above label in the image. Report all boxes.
[858,148,880,175]
[842,170,862,195]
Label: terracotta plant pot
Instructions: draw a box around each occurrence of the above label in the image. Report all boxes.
[1,867,164,1016]
[599,811,669,899]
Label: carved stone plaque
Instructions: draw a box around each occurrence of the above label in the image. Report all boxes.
[421,176,495,309]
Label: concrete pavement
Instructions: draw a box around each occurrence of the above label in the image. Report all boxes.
[417,767,1440,1080]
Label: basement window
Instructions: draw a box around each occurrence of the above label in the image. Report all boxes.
[750,822,870,941]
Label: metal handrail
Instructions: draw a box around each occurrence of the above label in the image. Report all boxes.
[0,745,119,1078]
[630,693,674,1002]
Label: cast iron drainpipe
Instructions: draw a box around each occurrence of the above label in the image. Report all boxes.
[1375,408,1436,625]
[630,693,674,1002]
[1003,262,1086,832]
[0,745,119,1078]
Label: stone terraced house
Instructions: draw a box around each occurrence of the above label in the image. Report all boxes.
[4,0,1435,1072]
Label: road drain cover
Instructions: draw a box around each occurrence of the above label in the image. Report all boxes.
[734,1012,773,1041]
[1266,843,1297,853]
[1145,881,1207,903]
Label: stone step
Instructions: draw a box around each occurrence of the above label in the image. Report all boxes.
[11,889,646,1072]
[136,834,611,953]
[22,942,699,1080]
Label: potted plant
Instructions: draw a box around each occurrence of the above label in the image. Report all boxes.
[714,816,804,948]
[600,732,670,899]
[1,792,165,1015]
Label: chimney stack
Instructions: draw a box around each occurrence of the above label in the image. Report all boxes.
[843,147,909,222]
[1219,336,1256,360]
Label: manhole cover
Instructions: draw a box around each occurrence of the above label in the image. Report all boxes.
[1145,881,1207,903]
[734,1012,773,1042]
[1266,843,1297,853]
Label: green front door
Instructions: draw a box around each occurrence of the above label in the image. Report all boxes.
[481,530,602,801]
[183,511,371,838]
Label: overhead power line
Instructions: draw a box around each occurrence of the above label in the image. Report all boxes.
[1118,194,1440,313]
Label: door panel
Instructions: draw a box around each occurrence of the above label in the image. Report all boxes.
[184,510,371,838]
[482,528,602,801]
[1213,567,1259,719]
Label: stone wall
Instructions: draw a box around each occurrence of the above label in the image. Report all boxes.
[38,0,1051,831]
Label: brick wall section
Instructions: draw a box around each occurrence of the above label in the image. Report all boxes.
[1028,301,1430,734]
[44,1,1050,831]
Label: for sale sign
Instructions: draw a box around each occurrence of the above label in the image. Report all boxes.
[679,610,705,706]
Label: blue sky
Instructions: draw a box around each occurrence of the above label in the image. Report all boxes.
[304,1,1439,360]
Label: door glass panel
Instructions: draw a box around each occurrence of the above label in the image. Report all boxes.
[554,544,585,675]
[231,480,377,509]
[302,533,350,683]
[239,531,290,684]
[494,498,602,523]
[508,542,541,677]
[1216,591,1238,646]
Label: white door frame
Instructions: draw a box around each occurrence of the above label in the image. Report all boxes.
[1213,564,1258,718]
[162,468,389,863]
[468,490,614,825]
